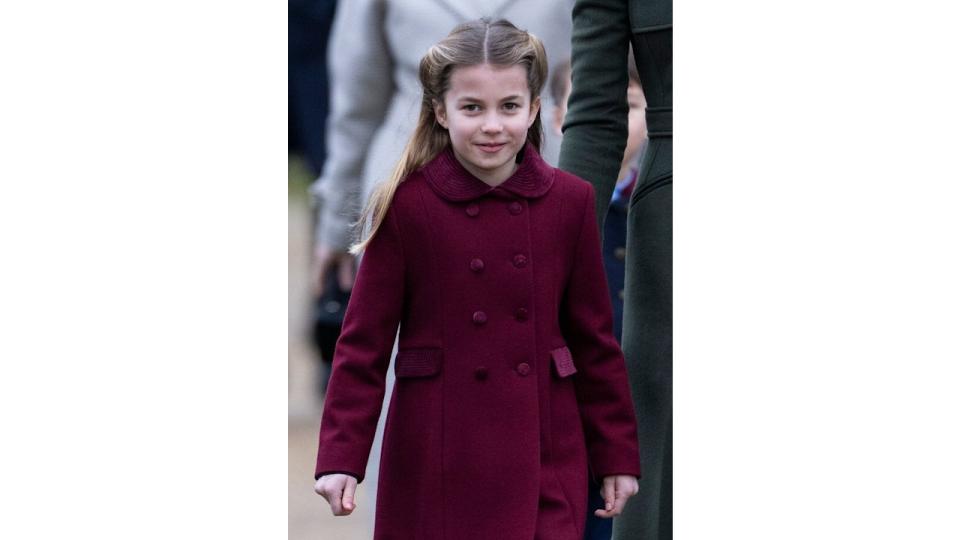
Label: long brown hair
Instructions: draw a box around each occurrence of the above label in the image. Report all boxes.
[348,18,548,255]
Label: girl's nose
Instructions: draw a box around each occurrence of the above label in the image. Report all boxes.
[481,116,503,133]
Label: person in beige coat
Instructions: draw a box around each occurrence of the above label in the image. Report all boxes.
[309,0,573,292]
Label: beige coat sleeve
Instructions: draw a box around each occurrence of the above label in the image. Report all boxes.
[309,0,395,251]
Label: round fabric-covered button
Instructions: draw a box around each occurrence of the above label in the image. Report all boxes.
[472,311,487,325]
[466,203,480,217]
[508,201,523,215]
[470,258,485,272]
[513,254,527,268]
[516,362,531,376]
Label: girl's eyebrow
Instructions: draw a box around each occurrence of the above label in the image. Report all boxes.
[456,95,524,103]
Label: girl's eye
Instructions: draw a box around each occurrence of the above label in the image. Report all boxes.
[503,102,519,111]
[463,104,480,112]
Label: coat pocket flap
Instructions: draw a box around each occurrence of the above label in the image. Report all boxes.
[550,346,577,378]
[395,348,442,378]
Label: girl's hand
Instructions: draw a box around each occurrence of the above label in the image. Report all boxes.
[314,473,358,516]
[593,474,639,518]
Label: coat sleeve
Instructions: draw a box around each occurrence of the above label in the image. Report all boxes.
[314,206,406,482]
[558,0,631,230]
[560,184,641,480]
[309,0,395,251]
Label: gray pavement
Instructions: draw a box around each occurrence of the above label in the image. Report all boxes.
[289,158,375,539]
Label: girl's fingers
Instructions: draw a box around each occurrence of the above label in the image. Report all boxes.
[594,476,639,518]
[328,484,344,515]
[602,476,615,511]
[612,487,629,516]
[315,477,345,516]
[614,477,639,515]
[592,476,616,517]
[341,476,358,513]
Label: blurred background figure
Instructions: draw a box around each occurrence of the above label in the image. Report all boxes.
[557,51,647,344]
[551,51,648,540]
[551,50,647,361]
[559,0,673,538]
[289,0,344,398]
[289,0,337,178]
[291,2,574,539]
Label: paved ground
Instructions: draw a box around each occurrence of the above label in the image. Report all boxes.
[289,157,375,539]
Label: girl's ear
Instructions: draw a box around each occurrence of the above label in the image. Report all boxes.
[527,96,542,128]
[433,100,448,129]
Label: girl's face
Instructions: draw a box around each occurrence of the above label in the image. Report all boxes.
[435,63,541,186]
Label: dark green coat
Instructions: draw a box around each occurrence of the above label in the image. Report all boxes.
[558,0,672,538]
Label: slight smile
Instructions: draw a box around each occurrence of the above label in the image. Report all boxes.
[476,142,507,153]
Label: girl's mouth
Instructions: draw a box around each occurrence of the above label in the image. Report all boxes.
[477,142,507,153]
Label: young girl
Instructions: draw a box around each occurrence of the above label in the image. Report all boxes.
[314,19,640,540]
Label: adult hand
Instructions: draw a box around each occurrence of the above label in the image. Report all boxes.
[593,474,639,518]
[312,242,356,295]
[314,473,358,516]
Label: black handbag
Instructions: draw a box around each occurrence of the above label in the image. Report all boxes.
[311,269,351,393]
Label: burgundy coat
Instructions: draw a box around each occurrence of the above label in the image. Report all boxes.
[315,144,640,539]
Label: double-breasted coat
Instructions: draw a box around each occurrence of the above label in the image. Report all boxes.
[315,144,641,540]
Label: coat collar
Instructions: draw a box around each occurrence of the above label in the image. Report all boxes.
[421,142,555,202]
